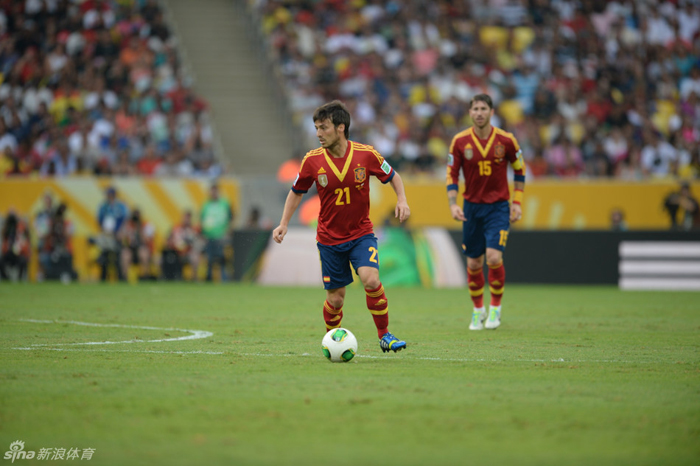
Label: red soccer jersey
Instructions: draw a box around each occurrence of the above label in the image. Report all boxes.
[292,141,395,245]
[446,126,525,204]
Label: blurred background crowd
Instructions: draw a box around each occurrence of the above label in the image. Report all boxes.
[254,0,700,180]
[0,0,223,178]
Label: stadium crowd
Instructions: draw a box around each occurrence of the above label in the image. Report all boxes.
[253,0,700,180]
[0,0,223,178]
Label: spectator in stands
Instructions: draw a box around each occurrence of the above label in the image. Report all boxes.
[162,210,203,281]
[0,0,220,179]
[200,183,233,282]
[664,181,700,231]
[641,131,678,178]
[610,208,628,231]
[254,0,700,181]
[0,211,30,282]
[43,202,77,282]
[119,208,155,280]
[34,193,54,281]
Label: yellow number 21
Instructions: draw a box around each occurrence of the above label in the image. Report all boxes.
[334,187,351,205]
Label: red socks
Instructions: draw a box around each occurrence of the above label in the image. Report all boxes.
[323,300,343,331]
[366,283,389,338]
[488,261,505,307]
[467,267,485,308]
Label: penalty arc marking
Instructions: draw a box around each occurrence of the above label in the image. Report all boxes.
[18,319,213,347]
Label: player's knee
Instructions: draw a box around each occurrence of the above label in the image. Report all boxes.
[328,296,344,309]
[363,277,381,291]
[485,251,503,267]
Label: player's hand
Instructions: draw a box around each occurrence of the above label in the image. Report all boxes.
[450,204,466,222]
[510,203,522,223]
[395,201,411,223]
[272,225,287,244]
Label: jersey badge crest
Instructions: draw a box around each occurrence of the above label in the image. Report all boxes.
[465,143,473,160]
[354,167,366,183]
[318,174,328,187]
[495,142,505,157]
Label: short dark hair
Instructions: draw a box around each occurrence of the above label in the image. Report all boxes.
[469,94,493,109]
[313,100,351,139]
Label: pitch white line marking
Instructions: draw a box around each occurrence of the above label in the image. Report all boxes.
[11,321,672,363]
[18,319,213,346]
[13,347,223,355]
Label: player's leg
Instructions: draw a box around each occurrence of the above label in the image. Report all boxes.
[483,201,511,329]
[352,235,406,353]
[463,201,487,330]
[317,242,353,333]
[324,287,346,331]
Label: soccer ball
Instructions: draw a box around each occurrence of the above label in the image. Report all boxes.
[322,328,358,362]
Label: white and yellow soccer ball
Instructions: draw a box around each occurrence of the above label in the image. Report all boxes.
[322,328,358,362]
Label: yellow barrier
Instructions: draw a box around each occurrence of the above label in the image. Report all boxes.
[2,176,697,280]
[0,177,239,281]
[369,178,699,230]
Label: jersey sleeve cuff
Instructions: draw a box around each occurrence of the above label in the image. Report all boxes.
[381,170,395,184]
[446,184,459,191]
[291,187,308,194]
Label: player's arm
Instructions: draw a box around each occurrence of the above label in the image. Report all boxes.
[446,142,466,222]
[510,147,526,223]
[389,171,410,223]
[447,188,466,221]
[272,190,303,244]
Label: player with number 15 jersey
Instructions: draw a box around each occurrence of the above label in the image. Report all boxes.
[446,93,526,331]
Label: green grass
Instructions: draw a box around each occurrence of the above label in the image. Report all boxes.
[0,283,698,466]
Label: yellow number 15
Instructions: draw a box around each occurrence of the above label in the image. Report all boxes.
[478,160,491,176]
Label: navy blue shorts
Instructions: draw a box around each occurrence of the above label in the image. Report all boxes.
[317,234,379,289]
[461,200,510,258]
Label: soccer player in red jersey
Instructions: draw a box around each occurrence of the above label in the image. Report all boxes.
[446,94,526,330]
[273,100,411,353]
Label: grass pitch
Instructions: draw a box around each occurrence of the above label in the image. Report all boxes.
[0,283,698,466]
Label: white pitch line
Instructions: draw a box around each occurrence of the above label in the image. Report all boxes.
[19,319,213,346]
[12,347,223,355]
[7,347,670,364]
[11,321,674,363]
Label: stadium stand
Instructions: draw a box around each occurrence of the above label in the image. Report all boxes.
[248,0,700,180]
[0,0,223,178]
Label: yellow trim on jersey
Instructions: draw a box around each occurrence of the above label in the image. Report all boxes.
[449,128,473,154]
[299,148,324,174]
[323,142,355,182]
[495,127,521,152]
[353,142,386,165]
[471,127,497,159]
